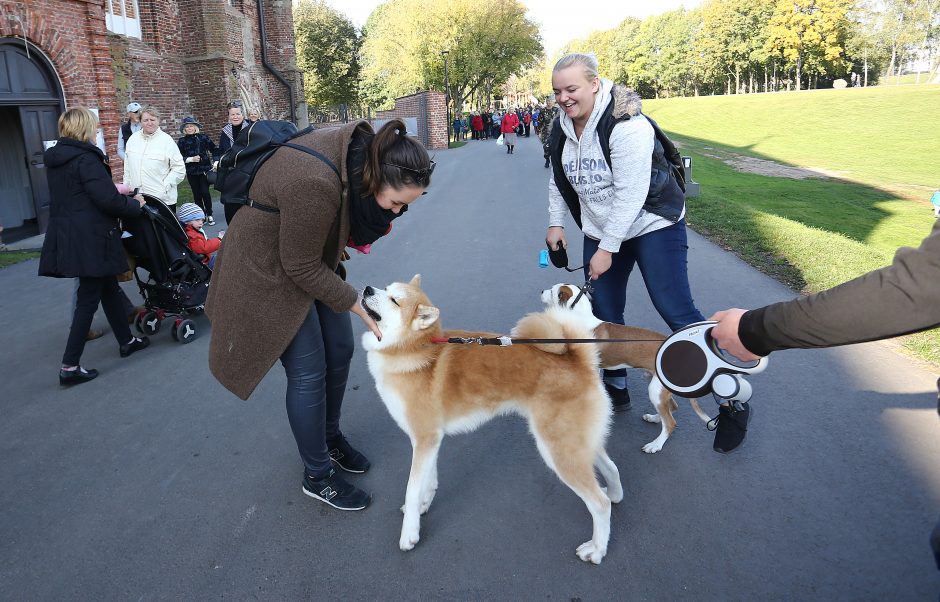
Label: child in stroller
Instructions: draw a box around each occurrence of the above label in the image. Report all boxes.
[121,195,212,344]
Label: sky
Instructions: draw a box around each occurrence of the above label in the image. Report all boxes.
[321,0,699,54]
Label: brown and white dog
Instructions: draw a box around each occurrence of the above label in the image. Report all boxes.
[361,275,622,564]
[541,283,710,453]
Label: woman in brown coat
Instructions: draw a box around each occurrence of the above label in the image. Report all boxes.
[206,119,432,511]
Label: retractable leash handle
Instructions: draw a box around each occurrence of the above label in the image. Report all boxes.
[655,321,768,404]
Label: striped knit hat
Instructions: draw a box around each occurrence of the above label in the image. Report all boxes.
[176,203,205,224]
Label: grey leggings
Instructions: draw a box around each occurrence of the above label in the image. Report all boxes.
[279,301,354,478]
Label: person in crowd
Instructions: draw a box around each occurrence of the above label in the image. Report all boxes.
[500,107,519,154]
[218,100,253,158]
[116,102,142,161]
[206,118,434,511]
[177,116,218,225]
[523,109,532,137]
[452,114,463,142]
[930,188,940,217]
[482,110,492,140]
[177,202,223,268]
[538,102,558,169]
[248,108,262,122]
[544,53,729,446]
[491,110,502,139]
[473,112,485,140]
[708,219,940,571]
[38,107,150,387]
[123,106,186,211]
[460,114,469,140]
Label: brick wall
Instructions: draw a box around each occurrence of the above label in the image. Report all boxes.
[375,90,447,150]
[1,0,304,184]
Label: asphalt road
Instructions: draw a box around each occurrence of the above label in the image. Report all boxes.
[2,133,939,600]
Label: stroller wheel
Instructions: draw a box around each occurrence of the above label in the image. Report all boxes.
[140,311,161,336]
[176,319,197,344]
[170,319,181,341]
[133,311,147,335]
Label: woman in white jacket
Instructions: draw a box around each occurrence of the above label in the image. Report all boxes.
[545,53,745,452]
[123,106,186,209]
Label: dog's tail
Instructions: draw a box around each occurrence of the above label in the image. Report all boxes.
[512,310,599,364]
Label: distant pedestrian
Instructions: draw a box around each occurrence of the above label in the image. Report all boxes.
[472,113,484,140]
[931,189,940,217]
[523,110,532,137]
[501,109,519,154]
[116,102,142,161]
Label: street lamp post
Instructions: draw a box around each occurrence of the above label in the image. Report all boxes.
[441,50,450,145]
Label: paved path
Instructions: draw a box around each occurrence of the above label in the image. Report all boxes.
[2,134,938,600]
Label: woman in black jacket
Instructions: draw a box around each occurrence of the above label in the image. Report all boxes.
[39,107,151,386]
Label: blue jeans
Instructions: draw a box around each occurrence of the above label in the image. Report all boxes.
[583,219,704,380]
[280,301,354,478]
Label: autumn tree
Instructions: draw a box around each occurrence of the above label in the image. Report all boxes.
[358,0,542,112]
[293,0,361,116]
[765,0,854,90]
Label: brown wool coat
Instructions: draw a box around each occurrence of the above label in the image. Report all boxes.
[206,121,369,399]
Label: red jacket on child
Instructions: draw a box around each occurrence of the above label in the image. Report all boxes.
[185,224,220,264]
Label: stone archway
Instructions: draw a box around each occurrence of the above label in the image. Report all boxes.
[0,38,65,237]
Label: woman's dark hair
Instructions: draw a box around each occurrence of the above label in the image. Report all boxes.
[362,119,432,197]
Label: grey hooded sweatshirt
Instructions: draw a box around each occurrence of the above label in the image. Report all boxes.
[548,79,681,252]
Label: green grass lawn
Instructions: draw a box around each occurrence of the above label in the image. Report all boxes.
[644,85,940,364]
[0,250,40,269]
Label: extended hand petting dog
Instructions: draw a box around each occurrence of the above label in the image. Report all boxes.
[541,283,711,453]
[360,275,622,564]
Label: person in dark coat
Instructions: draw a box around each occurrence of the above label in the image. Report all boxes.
[177,116,218,225]
[39,107,151,387]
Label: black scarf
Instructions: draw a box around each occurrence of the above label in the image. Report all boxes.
[347,128,407,247]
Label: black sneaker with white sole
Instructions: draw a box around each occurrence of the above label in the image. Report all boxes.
[709,401,752,454]
[605,382,631,412]
[327,433,371,473]
[302,468,371,511]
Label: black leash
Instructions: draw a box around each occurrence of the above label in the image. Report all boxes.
[431,336,663,346]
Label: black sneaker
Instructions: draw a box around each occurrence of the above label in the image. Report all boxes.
[327,433,371,473]
[119,336,150,358]
[59,366,98,387]
[605,382,631,412]
[709,402,752,454]
[302,468,371,511]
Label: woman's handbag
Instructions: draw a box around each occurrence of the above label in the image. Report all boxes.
[497,134,505,146]
[206,169,217,186]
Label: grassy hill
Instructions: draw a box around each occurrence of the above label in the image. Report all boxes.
[643,85,940,363]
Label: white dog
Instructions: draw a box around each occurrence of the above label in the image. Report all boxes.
[541,283,710,453]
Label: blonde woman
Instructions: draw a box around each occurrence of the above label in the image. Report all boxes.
[38,107,150,386]
[123,106,186,209]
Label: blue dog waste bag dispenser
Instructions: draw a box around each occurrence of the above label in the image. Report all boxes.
[655,321,768,403]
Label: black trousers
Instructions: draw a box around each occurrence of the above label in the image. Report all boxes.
[187,173,213,217]
[63,276,133,366]
[223,202,241,225]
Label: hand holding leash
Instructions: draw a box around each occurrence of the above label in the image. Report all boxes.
[708,309,761,362]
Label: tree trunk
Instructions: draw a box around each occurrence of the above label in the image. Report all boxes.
[796,58,802,91]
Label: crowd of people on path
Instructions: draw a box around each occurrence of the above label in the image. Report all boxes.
[31,52,939,569]
[451,105,551,147]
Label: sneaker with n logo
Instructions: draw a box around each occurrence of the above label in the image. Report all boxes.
[327,433,371,474]
[302,468,371,511]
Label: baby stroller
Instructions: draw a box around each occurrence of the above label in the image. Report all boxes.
[121,195,212,344]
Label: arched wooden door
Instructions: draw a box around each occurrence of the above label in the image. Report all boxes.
[0,39,65,235]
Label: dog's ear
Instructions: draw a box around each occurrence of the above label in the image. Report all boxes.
[557,285,574,306]
[409,274,422,288]
[412,304,439,330]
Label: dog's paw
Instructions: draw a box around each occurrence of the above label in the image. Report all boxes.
[604,484,624,504]
[642,439,665,454]
[399,528,420,551]
[642,413,661,424]
[576,540,606,564]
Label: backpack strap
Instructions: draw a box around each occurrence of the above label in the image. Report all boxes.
[243,140,343,215]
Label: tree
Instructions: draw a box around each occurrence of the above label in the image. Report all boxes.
[294,0,361,116]
[765,0,853,90]
[359,0,542,112]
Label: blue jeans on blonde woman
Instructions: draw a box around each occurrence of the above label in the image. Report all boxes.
[582,219,705,386]
[280,301,354,479]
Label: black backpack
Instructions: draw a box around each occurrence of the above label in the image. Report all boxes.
[214,120,341,212]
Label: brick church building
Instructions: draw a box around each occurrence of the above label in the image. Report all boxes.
[0,0,306,238]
